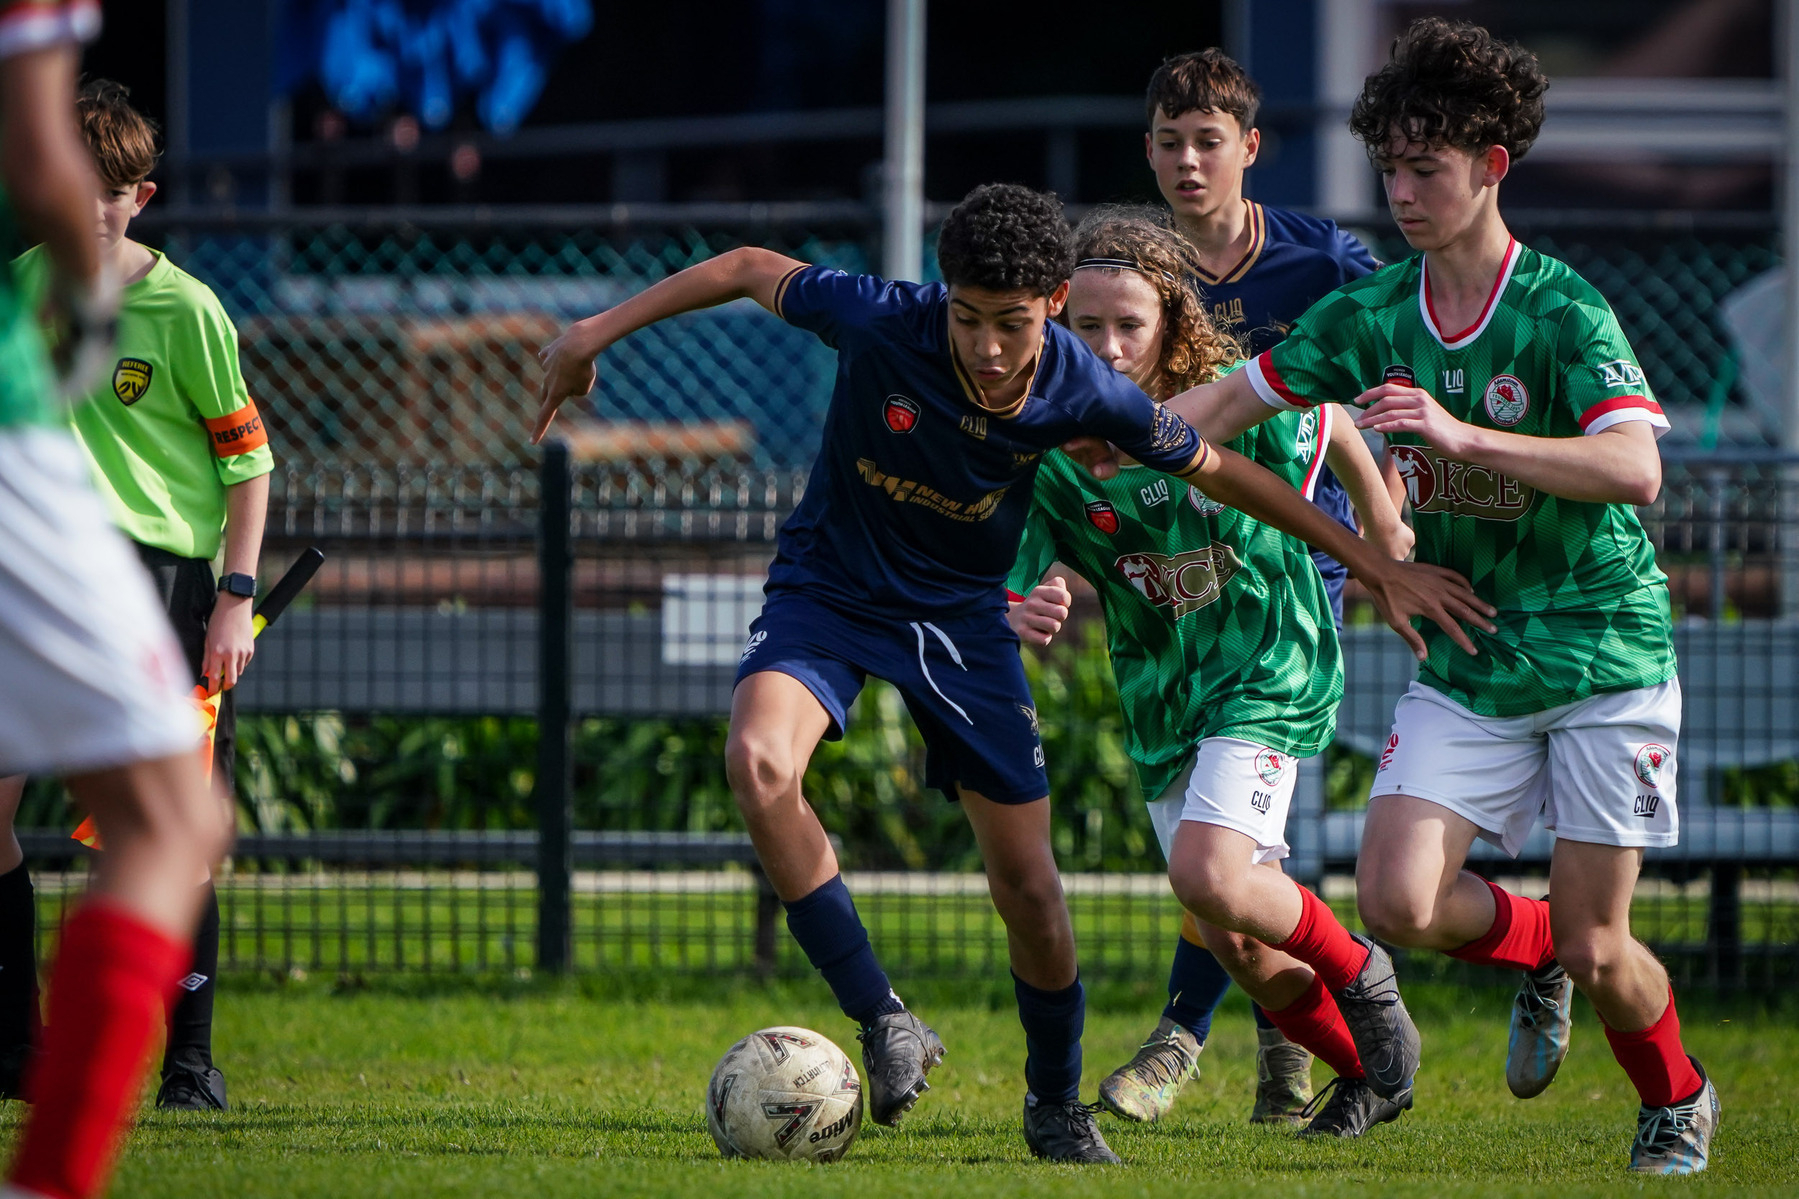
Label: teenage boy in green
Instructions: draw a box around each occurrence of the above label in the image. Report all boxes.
[0,79,271,1113]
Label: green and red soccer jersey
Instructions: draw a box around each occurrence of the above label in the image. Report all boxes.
[1008,407,1342,802]
[1245,240,1676,716]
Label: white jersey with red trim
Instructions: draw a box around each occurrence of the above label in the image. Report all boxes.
[0,0,98,60]
[1241,240,1676,717]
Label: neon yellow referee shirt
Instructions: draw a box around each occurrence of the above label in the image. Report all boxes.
[14,245,276,560]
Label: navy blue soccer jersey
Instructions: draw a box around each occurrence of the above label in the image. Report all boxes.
[1191,202,1380,624]
[768,264,1210,618]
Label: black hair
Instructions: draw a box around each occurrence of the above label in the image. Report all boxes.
[1350,18,1547,162]
[936,183,1074,296]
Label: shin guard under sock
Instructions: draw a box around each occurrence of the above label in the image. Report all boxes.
[1014,971,1084,1105]
[1263,973,1363,1081]
[1447,878,1556,972]
[783,875,902,1026]
[162,884,220,1074]
[7,901,189,1199]
[1272,886,1370,993]
[1602,986,1704,1108]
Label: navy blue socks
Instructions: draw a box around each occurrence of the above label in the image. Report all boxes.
[783,874,903,1026]
[1162,933,1234,1044]
[1252,1002,1278,1031]
[1014,971,1084,1104]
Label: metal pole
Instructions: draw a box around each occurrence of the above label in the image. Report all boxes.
[1783,0,1799,615]
[883,0,926,282]
[166,0,190,207]
[535,440,574,972]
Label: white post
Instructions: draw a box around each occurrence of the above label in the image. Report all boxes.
[1317,0,1379,219]
[883,0,926,283]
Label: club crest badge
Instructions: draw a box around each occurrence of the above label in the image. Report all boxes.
[1254,748,1287,786]
[1085,500,1119,535]
[113,357,153,405]
[1483,374,1529,426]
[1188,486,1225,517]
[883,394,920,433]
[1634,743,1672,789]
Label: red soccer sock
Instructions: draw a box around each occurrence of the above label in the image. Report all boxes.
[1602,986,1704,1109]
[8,901,190,1199]
[1446,878,1556,972]
[1264,972,1364,1081]
[1272,886,1370,993]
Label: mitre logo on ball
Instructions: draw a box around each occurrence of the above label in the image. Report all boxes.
[883,394,920,433]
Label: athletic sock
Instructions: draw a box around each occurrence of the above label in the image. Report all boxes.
[1446,878,1555,971]
[162,884,220,1075]
[1013,971,1084,1105]
[1602,986,1704,1108]
[0,862,39,1061]
[1262,973,1363,1081]
[1252,1003,1277,1031]
[1271,886,1370,993]
[7,901,190,1199]
[783,875,902,1027]
[1161,930,1233,1043]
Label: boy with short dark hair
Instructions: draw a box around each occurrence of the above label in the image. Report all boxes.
[0,77,271,1114]
[534,182,1484,1162]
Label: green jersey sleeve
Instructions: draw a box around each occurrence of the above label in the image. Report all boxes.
[1008,497,1061,599]
[175,291,275,486]
[1553,299,1669,439]
[1243,291,1372,412]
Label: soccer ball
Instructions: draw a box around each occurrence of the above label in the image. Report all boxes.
[706,1026,864,1162]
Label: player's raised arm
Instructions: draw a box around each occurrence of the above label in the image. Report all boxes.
[1180,439,1494,659]
[1060,368,1273,479]
[533,246,805,443]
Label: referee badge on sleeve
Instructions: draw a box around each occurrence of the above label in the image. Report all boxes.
[112,358,153,405]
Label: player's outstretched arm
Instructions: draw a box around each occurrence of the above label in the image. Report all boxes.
[1356,382,1662,505]
[1185,443,1496,660]
[1324,405,1413,561]
[533,246,806,443]
[1059,369,1271,480]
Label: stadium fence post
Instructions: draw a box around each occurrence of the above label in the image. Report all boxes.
[536,439,575,972]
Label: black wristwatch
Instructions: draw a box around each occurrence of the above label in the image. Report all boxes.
[217,572,257,599]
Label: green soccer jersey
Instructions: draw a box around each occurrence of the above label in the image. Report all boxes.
[1008,408,1342,802]
[15,245,275,559]
[0,196,54,429]
[1247,240,1676,716]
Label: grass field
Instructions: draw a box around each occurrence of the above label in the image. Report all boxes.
[5,977,1793,1198]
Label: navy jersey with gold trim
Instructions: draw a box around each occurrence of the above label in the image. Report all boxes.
[770,265,1210,619]
[1193,202,1379,622]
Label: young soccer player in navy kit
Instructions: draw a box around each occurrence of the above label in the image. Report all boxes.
[1095,49,1417,1127]
[534,184,1486,1163]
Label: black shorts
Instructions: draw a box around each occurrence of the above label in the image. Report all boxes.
[133,543,235,795]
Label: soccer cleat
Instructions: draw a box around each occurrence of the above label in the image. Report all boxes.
[155,1062,228,1112]
[1506,960,1573,1099]
[1330,933,1421,1100]
[1022,1095,1122,1164]
[1097,1016,1200,1122]
[1296,1074,1411,1138]
[1628,1057,1720,1175]
[1251,1025,1314,1125]
[857,1009,945,1127]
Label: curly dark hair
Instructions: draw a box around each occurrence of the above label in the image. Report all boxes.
[1349,18,1547,162]
[1067,206,1242,395]
[936,184,1074,296]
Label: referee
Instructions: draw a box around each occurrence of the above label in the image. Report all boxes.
[0,79,273,1112]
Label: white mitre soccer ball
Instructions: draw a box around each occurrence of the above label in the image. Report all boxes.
[706,1026,864,1162]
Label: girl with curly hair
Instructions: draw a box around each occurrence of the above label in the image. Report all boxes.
[1008,207,1413,1138]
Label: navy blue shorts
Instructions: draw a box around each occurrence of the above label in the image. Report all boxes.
[735,590,1049,804]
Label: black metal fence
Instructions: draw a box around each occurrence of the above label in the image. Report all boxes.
[17,448,1799,990]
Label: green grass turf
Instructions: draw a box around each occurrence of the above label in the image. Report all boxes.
[4,978,1792,1197]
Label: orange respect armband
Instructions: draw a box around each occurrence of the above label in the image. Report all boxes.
[204,398,268,457]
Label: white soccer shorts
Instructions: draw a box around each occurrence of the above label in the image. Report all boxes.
[0,429,196,775]
[1371,678,1681,856]
[1146,737,1301,866]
